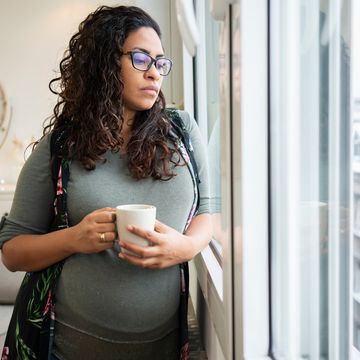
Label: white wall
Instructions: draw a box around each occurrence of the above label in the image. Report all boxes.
[0,0,182,184]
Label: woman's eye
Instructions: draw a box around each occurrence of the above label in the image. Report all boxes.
[156,59,170,71]
[157,60,166,69]
[133,53,149,66]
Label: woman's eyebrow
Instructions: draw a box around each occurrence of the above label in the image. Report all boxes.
[130,47,165,58]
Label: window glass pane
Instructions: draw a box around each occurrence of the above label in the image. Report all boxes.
[270,0,351,358]
[201,0,223,258]
[352,0,360,355]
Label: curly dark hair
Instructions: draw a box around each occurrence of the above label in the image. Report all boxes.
[42,5,180,180]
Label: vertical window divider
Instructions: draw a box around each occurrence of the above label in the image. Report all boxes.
[283,1,302,356]
[328,1,342,359]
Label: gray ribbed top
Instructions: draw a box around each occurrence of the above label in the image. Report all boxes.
[0,111,210,357]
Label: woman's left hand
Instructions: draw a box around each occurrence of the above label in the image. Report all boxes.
[118,220,193,269]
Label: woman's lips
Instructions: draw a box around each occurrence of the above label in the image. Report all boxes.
[140,86,159,96]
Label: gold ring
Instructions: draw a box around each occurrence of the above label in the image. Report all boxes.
[100,233,106,242]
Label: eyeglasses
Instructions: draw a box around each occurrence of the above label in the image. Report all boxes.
[122,51,173,76]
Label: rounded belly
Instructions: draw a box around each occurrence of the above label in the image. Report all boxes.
[55,250,180,338]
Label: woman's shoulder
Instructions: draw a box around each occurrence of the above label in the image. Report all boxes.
[15,133,53,190]
[28,133,52,160]
[167,108,197,133]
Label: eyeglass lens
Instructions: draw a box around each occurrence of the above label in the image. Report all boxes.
[131,52,172,76]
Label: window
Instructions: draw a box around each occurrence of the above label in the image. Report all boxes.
[270,1,351,358]
[194,0,223,261]
[352,0,360,356]
[192,1,270,358]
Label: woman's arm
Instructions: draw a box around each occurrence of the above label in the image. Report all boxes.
[183,213,212,256]
[1,208,116,272]
[2,229,78,272]
[118,213,212,269]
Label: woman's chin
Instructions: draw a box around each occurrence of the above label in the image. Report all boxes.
[136,101,157,111]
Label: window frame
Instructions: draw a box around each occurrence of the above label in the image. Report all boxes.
[188,0,271,359]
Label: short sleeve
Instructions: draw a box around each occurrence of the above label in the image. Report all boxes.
[0,134,55,248]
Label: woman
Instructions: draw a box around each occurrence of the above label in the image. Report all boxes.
[0,5,211,360]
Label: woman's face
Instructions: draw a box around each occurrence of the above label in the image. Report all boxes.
[120,26,165,120]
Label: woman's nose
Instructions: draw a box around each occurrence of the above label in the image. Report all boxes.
[144,63,161,80]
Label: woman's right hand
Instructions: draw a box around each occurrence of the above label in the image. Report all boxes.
[72,207,117,254]
[2,207,117,272]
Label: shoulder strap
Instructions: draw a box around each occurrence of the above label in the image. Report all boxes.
[50,128,69,184]
[1,131,71,360]
[166,108,201,186]
[49,128,71,231]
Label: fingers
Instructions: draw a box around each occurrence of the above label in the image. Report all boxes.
[126,225,158,243]
[96,222,116,233]
[98,231,117,244]
[119,240,158,258]
[117,221,185,269]
[93,221,116,245]
[86,208,116,235]
[75,208,117,253]
[92,210,116,223]
[118,247,163,269]
[154,220,170,233]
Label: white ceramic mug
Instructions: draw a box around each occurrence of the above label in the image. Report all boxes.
[116,204,156,256]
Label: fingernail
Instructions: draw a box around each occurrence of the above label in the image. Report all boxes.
[127,225,133,231]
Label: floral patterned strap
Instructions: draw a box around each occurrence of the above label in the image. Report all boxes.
[167,109,200,231]
[167,109,200,360]
[1,144,70,360]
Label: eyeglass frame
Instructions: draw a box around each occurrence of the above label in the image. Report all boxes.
[121,51,173,76]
